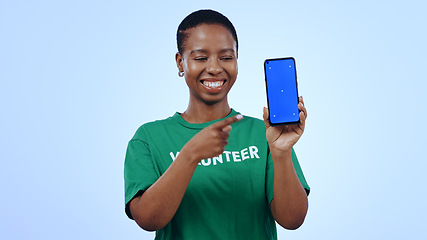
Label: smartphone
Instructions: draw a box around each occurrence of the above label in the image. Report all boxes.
[264,57,300,125]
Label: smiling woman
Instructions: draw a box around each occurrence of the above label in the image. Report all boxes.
[124,9,310,240]
[176,23,238,114]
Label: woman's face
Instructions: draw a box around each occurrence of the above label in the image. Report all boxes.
[176,23,238,105]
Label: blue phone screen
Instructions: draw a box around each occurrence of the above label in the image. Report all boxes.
[265,58,299,124]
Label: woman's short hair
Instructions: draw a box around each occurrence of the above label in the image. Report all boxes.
[177,9,238,55]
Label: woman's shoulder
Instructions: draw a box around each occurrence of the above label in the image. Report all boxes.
[131,115,177,140]
[240,114,264,125]
[241,114,264,124]
[238,114,266,132]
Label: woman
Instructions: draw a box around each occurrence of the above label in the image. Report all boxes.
[124,9,310,240]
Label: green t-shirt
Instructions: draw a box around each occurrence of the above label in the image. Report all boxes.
[124,109,310,240]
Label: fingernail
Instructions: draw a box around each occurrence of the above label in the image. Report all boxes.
[236,114,243,120]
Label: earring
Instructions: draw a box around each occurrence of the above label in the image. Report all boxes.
[178,71,184,77]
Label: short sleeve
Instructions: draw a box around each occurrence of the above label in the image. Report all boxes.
[124,138,159,219]
[266,148,310,204]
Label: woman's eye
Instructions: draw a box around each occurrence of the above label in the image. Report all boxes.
[221,56,234,61]
[194,57,208,61]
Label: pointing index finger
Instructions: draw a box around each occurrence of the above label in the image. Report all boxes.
[212,114,243,129]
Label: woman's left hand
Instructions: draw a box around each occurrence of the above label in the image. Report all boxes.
[263,96,307,152]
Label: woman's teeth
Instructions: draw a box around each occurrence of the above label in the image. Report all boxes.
[202,81,224,88]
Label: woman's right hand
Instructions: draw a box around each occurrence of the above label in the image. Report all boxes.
[180,114,243,163]
[130,114,243,231]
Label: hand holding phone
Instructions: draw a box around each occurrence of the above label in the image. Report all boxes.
[264,57,300,125]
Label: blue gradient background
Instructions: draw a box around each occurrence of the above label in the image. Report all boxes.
[1,1,426,239]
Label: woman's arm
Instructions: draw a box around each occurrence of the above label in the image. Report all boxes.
[263,96,308,229]
[129,115,242,231]
[269,149,308,230]
[129,149,198,231]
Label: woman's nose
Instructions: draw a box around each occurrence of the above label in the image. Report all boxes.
[206,58,223,75]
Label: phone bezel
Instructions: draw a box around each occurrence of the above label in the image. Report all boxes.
[264,57,300,126]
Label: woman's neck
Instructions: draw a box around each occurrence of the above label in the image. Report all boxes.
[181,99,231,124]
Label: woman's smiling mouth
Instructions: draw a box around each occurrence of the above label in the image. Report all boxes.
[200,79,226,93]
[201,80,225,88]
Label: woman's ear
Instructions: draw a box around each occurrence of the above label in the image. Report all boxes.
[175,52,184,72]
